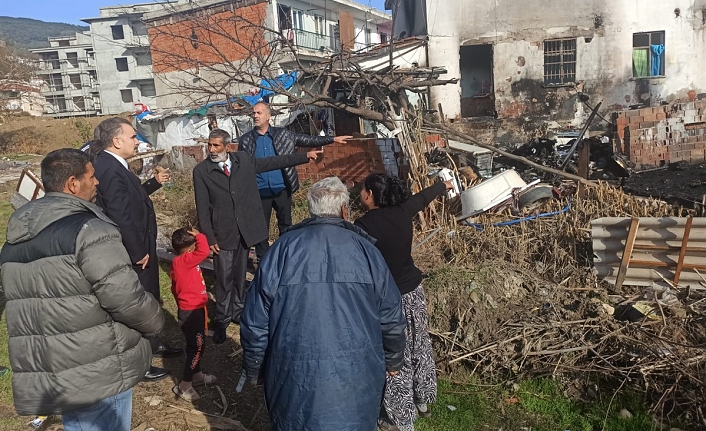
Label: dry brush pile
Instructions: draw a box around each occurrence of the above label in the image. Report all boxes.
[411,179,706,426]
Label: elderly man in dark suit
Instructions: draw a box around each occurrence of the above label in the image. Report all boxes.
[193,128,322,344]
[91,117,182,381]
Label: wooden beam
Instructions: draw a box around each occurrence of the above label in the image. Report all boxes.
[674,216,694,285]
[577,141,590,197]
[632,244,706,253]
[615,217,640,289]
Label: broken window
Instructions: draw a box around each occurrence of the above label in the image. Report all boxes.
[115,57,129,72]
[120,89,133,103]
[632,31,665,77]
[544,39,576,86]
[460,44,494,117]
[111,25,125,40]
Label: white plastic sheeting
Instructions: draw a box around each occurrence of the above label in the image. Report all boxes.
[135,107,308,150]
[591,217,706,287]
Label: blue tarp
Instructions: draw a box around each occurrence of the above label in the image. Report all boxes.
[135,110,152,121]
[243,71,298,106]
[186,71,299,117]
[651,44,665,76]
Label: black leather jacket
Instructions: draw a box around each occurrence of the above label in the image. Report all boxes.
[238,126,334,193]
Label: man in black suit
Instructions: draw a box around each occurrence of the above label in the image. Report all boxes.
[193,128,322,344]
[91,117,182,381]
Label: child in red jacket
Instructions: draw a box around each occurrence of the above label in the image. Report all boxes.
[170,228,215,401]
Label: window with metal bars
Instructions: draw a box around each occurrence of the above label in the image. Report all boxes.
[544,39,576,86]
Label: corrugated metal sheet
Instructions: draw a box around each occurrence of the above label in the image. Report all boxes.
[591,217,706,287]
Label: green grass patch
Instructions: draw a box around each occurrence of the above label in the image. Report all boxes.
[0,200,14,246]
[518,378,655,431]
[416,379,488,431]
[0,196,17,428]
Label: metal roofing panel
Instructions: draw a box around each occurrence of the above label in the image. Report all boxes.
[591,217,706,287]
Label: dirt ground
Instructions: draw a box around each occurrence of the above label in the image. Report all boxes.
[0,114,109,155]
[623,163,706,203]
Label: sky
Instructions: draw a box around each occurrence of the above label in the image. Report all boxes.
[2,0,389,25]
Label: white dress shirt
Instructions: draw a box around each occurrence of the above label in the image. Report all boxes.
[219,159,232,173]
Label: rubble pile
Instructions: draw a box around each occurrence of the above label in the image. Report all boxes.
[412,183,706,425]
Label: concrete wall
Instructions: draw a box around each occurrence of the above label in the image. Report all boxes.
[423,0,706,140]
[89,16,158,114]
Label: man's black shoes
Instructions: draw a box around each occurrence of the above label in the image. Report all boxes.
[213,327,227,344]
[152,342,183,358]
[144,366,169,381]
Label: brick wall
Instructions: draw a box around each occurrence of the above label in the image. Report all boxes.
[614,100,706,167]
[296,139,398,185]
[148,2,269,74]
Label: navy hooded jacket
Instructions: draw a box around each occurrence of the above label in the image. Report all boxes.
[240,217,407,431]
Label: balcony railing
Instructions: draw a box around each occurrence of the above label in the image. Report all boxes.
[292,29,332,52]
[36,58,96,72]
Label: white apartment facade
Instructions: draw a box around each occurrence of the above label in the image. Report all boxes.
[30,32,101,117]
[82,2,173,115]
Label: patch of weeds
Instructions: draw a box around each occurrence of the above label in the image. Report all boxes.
[519,379,592,431]
[423,265,476,292]
[0,200,14,246]
[416,379,488,431]
[72,119,93,146]
[518,378,655,431]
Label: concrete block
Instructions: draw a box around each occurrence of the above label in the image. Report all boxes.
[625,110,641,118]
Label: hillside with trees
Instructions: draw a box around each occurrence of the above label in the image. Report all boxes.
[0,16,88,50]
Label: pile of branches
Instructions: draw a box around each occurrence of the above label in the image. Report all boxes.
[432,287,706,425]
[413,184,706,425]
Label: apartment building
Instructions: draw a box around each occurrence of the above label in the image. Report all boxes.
[30,32,101,117]
[144,0,391,108]
[82,2,174,114]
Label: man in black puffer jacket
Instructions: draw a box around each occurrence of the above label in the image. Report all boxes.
[238,102,351,261]
[0,149,163,431]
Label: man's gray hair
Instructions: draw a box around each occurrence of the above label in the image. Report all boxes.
[308,177,349,218]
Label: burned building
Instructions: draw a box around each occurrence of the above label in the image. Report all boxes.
[387,0,706,141]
